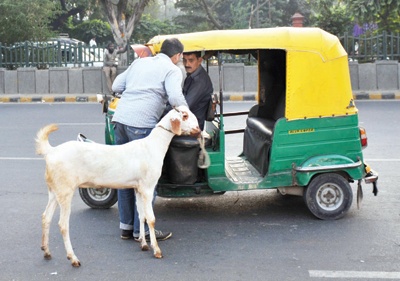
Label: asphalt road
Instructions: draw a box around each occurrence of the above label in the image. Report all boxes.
[0,101,399,281]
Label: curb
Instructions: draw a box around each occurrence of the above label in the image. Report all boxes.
[1,92,400,103]
[0,95,99,103]
[222,91,400,101]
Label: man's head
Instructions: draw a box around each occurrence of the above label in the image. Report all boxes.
[160,38,184,65]
[183,52,203,74]
[107,43,115,53]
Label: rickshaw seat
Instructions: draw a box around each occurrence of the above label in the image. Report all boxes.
[243,117,275,176]
[246,117,275,136]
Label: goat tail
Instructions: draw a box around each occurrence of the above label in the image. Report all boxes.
[35,124,58,156]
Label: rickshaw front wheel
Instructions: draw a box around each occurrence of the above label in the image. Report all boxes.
[79,188,118,209]
[303,173,353,220]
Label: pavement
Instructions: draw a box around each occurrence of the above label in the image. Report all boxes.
[0,91,399,103]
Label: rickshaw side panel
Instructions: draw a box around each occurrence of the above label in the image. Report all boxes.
[205,118,225,178]
[268,115,364,186]
[286,51,356,121]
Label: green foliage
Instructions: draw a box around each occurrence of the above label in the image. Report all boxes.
[343,0,400,33]
[307,0,353,35]
[70,20,114,45]
[132,14,184,43]
[230,0,251,29]
[174,0,214,31]
[0,0,59,44]
[174,0,312,31]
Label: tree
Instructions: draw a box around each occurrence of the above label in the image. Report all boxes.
[71,19,114,45]
[174,0,311,31]
[99,0,153,65]
[52,0,105,31]
[132,14,184,43]
[0,0,59,44]
[343,0,400,33]
[174,0,226,31]
[307,0,352,36]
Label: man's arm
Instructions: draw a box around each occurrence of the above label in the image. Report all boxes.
[117,45,127,54]
[111,69,127,93]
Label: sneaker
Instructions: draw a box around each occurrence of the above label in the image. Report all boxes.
[134,230,172,242]
[120,229,133,240]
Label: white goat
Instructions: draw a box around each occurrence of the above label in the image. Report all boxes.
[36,106,200,267]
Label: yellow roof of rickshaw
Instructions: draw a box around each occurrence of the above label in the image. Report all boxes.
[147,27,356,120]
[146,27,347,62]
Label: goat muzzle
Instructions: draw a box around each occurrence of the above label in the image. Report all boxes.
[190,127,201,138]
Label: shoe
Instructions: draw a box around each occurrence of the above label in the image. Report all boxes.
[134,229,172,242]
[120,229,133,240]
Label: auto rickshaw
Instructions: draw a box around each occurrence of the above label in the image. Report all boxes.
[79,27,378,220]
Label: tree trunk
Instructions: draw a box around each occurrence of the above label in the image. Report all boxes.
[100,0,151,66]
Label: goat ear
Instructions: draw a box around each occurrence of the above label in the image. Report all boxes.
[170,117,182,135]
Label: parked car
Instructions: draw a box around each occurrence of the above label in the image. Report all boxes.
[47,37,103,67]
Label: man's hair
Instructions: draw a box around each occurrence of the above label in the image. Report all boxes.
[183,51,201,58]
[160,38,184,57]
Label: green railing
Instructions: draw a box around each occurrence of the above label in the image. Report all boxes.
[1,32,399,69]
[0,40,136,69]
[339,31,400,63]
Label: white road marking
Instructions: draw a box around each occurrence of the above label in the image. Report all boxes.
[365,159,400,162]
[57,123,104,126]
[309,270,400,279]
[0,157,43,160]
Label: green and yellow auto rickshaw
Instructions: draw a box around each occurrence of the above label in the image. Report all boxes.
[79,27,378,220]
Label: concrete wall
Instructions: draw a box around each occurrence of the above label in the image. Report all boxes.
[0,61,399,95]
[349,61,400,91]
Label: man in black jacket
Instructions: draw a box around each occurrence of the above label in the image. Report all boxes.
[182,52,213,130]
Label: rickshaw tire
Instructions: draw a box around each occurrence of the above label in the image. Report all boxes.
[79,188,118,209]
[303,173,353,220]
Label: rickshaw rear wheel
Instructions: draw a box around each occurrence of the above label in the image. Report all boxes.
[79,188,118,209]
[303,173,352,220]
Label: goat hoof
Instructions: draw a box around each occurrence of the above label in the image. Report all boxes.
[43,253,52,260]
[141,244,149,251]
[67,255,81,267]
[72,261,81,267]
[154,252,163,259]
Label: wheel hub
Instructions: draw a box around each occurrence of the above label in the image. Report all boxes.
[317,183,344,211]
[87,188,112,201]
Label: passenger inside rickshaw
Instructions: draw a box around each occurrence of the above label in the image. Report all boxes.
[162,48,287,184]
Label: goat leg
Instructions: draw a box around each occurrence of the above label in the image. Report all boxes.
[142,193,163,259]
[41,191,58,260]
[58,192,81,267]
[135,191,149,251]
[148,221,163,259]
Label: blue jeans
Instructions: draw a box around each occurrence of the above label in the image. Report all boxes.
[113,122,155,235]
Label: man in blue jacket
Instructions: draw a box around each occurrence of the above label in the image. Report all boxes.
[112,38,187,241]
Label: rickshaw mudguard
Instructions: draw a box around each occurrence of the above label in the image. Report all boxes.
[293,155,364,186]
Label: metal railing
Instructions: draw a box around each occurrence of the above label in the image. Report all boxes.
[1,32,399,68]
[0,40,136,69]
[339,31,400,62]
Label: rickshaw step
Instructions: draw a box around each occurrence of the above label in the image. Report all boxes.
[225,157,263,184]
